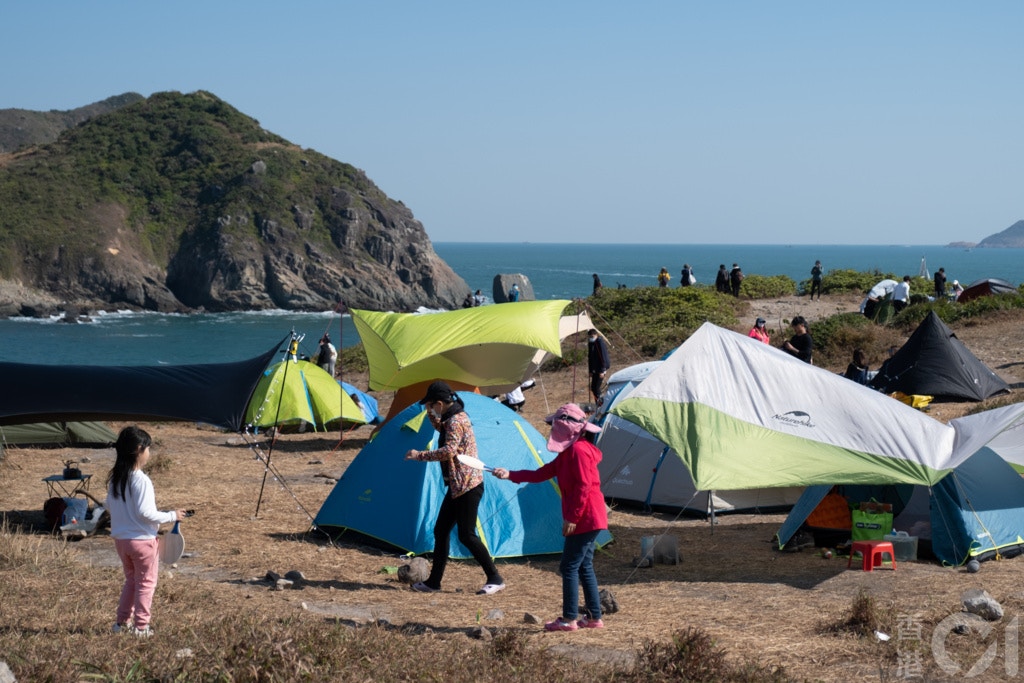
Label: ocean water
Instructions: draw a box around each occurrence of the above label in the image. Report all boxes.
[433,243,1023,302]
[2,243,1020,366]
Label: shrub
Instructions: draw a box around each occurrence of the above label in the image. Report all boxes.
[587,286,740,359]
[802,269,894,295]
[628,627,796,682]
[822,588,894,639]
[808,313,874,354]
[340,343,369,373]
[742,274,796,299]
[959,292,1024,320]
[808,312,902,369]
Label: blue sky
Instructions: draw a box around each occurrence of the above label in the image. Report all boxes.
[3,2,1021,245]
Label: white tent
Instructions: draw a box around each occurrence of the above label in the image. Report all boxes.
[611,323,1024,491]
[596,359,804,515]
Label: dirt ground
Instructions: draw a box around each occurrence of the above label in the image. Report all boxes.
[2,296,1024,680]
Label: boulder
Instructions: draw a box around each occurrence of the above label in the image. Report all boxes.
[397,557,430,585]
[492,274,535,303]
[962,588,1003,621]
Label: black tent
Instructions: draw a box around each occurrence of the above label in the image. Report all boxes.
[870,311,1009,401]
[0,338,284,431]
[958,278,1017,304]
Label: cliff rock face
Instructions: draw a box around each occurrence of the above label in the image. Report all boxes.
[0,92,467,315]
[977,220,1024,248]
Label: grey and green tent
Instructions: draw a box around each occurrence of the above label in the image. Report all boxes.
[0,421,116,447]
[611,323,1024,492]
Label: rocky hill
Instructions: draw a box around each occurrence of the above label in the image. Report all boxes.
[0,91,468,315]
[977,220,1024,248]
[0,93,144,153]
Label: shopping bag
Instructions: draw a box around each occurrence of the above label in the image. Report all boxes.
[851,502,893,541]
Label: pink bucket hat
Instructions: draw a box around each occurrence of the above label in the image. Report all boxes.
[544,403,601,452]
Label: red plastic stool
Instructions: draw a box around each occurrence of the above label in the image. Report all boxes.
[848,540,897,571]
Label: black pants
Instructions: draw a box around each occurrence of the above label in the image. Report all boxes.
[426,483,502,588]
[590,372,604,403]
[810,280,822,299]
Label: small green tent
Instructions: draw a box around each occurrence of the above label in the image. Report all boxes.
[245,360,366,431]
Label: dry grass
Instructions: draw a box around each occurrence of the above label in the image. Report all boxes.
[2,303,1024,681]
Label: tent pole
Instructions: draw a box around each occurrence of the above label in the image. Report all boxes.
[336,300,346,447]
[709,492,716,535]
[255,331,297,517]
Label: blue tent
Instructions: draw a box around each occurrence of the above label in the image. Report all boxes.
[339,381,381,425]
[777,447,1024,566]
[314,392,613,558]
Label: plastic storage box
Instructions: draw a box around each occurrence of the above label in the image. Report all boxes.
[883,530,918,562]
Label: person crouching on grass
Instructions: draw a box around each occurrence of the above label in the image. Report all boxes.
[404,380,506,595]
[492,403,607,631]
[106,426,187,636]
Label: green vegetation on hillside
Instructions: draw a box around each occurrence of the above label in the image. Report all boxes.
[0,91,393,290]
[551,275,1024,371]
[0,92,144,153]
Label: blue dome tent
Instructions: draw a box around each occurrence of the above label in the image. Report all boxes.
[314,392,613,558]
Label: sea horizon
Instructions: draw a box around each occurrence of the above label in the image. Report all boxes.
[2,242,1020,367]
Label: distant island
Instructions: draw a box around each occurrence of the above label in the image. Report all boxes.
[976,220,1024,248]
[948,219,1024,249]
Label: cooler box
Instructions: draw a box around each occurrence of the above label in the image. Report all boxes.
[883,531,918,562]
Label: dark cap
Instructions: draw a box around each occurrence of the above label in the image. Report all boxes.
[419,380,456,405]
[756,318,766,325]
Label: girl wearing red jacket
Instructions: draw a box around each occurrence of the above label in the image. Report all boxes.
[493,403,607,631]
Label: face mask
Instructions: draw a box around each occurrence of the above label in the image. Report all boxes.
[428,408,441,420]
[588,336,597,342]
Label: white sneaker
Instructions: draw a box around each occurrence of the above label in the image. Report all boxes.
[477,582,506,595]
[128,625,154,637]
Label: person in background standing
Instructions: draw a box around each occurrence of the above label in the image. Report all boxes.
[587,329,610,406]
[934,267,947,300]
[810,260,823,300]
[405,381,506,595]
[729,264,744,297]
[892,275,911,313]
[508,283,520,302]
[951,279,964,300]
[782,316,813,364]
[473,289,485,306]
[492,403,607,632]
[715,264,729,293]
[748,317,770,344]
[680,264,693,287]
[592,273,603,295]
[657,267,670,288]
[317,334,337,376]
[107,426,187,637]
